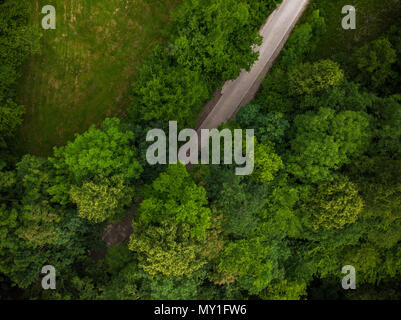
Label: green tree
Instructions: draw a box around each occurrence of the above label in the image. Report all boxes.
[218,224,290,295]
[260,280,307,300]
[101,261,147,300]
[0,100,24,138]
[172,0,262,86]
[279,10,326,68]
[0,0,40,158]
[0,0,40,97]
[130,55,209,127]
[0,200,101,289]
[235,104,289,143]
[16,155,52,205]
[252,141,283,184]
[373,95,401,157]
[244,1,282,29]
[350,156,401,249]
[129,218,211,278]
[52,118,142,184]
[302,176,364,231]
[70,174,133,223]
[287,108,371,183]
[139,164,211,240]
[105,244,135,275]
[352,38,397,90]
[16,202,62,248]
[288,60,344,96]
[49,118,142,205]
[211,171,265,238]
[148,275,203,300]
[299,80,375,113]
[218,237,273,293]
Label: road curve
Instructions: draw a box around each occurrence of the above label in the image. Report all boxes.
[196,0,310,137]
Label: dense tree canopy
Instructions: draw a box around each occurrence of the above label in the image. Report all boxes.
[139,164,211,240]
[352,38,397,91]
[172,0,262,86]
[70,174,134,223]
[48,118,142,206]
[288,60,344,96]
[301,176,364,231]
[2,0,401,301]
[286,107,371,183]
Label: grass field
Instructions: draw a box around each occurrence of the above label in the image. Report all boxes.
[17,0,180,156]
[305,0,401,60]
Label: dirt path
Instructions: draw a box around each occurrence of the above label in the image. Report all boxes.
[196,0,310,137]
[102,211,135,247]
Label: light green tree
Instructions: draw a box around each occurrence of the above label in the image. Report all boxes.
[129,218,210,278]
[287,108,371,183]
[260,280,307,300]
[139,164,211,240]
[70,175,133,223]
[252,141,283,184]
[288,60,344,96]
[303,176,364,231]
[49,118,142,205]
[51,118,142,184]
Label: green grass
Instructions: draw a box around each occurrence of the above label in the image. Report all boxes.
[305,0,401,60]
[17,0,181,156]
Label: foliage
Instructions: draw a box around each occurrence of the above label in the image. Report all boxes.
[172,0,262,87]
[105,244,135,275]
[302,176,364,231]
[148,275,203,300]
[244,0,283,29]
[235,104,289,143]
[51,118,142,184]
[129,0,281,126]
[279,9,326,68]
[139,164,211,240]
[129,218,210,278]
[0,0,39,157]
[252,141,283,184]
[15,202,62,247]
[70,174,134,223]
[0,100,24,138]
[288,60,344,96]
[130,54,209,127]
[218,222,290,294]
[352,38,397,91]
[49,118,142,205]
[260,280,307,300]
[2,0,401,301]
[287,107,371,183]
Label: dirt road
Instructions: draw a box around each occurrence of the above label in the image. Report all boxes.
[196,0,310,135]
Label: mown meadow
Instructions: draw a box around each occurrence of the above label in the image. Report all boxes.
[17,0,180,155]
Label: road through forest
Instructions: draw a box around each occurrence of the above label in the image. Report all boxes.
[196,0,310,140]
[103,0,310,246]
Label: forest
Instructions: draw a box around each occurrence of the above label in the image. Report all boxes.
[1,0,401,300]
